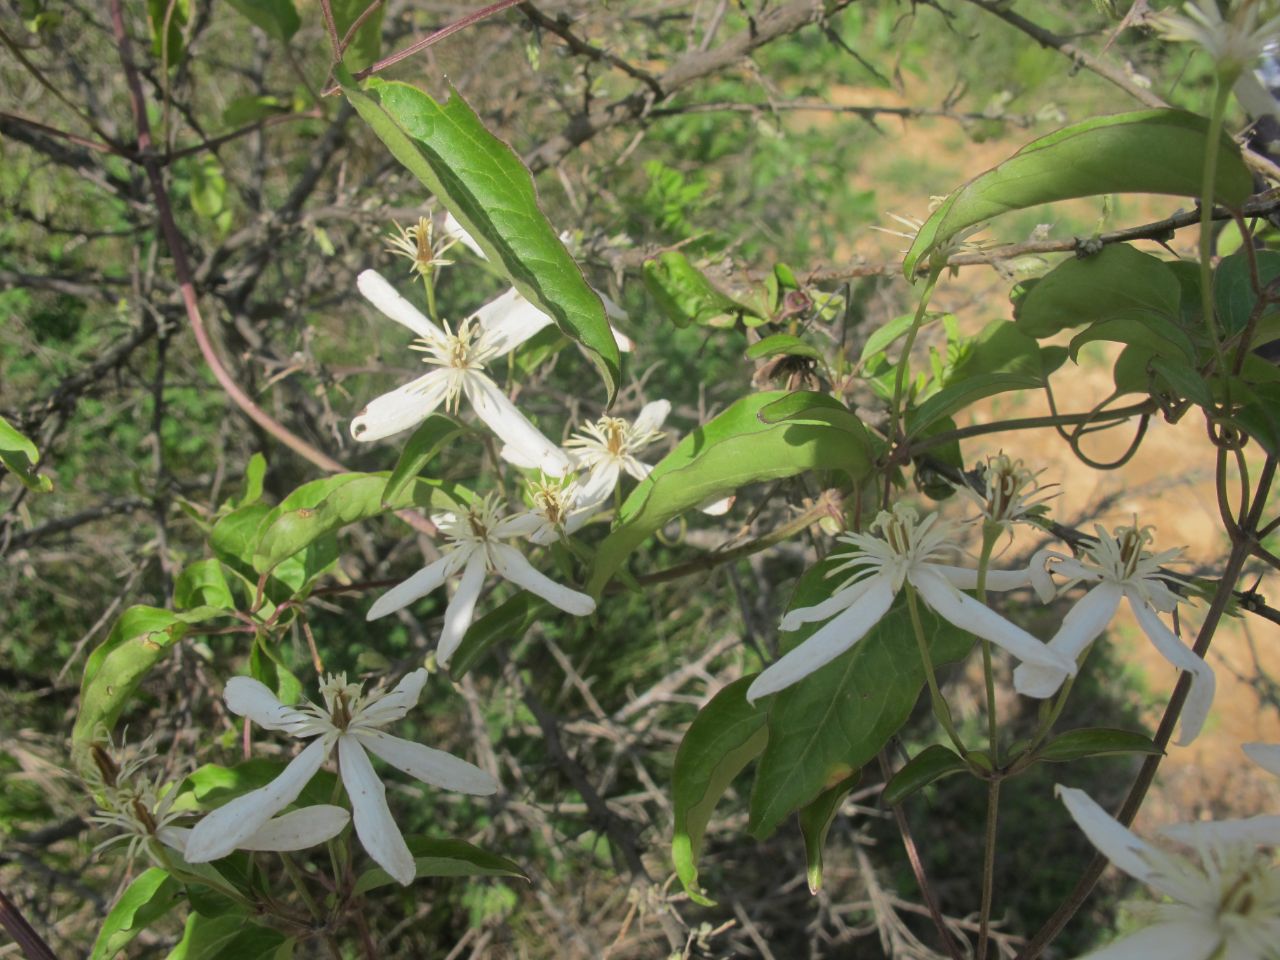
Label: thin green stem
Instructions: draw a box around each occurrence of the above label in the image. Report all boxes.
[975,521,1003,761]
[978,778,1001,960]
[1198,77,1234,370]
[887,267,942,461]
[905,583,967,758]
[280,851,324,923]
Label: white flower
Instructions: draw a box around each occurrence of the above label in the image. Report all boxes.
[1154,0,1280,75]
[184,670,496,886]
[521,475,602,545]
[1057,784,1280,960]
[553,400,671,507]
[746,504,1076,703]
[957,452,1056,529]
[350,270,572,476]
[385,217,459,278]
[1013,524,1215,745]
[1159,743,1280,848]
[365,493,596,666]
[87,738,348,864]
[440,211,487,259]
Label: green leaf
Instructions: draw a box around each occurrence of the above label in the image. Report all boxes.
[671,677,769,905]
[354,838,527,894]
[1215,250,1280,338]
[329,0,382,71]
[146,0,189,66]
[881,744,969,806]
[381,415,463,507]
[253,473,469,573]
[190,156,227,221]
[586,393,874,594]
[1231,381,1280,456]
[1150,356,1214,407]
[175,559,235,611]
[175,760,339,813]
[224,0,300,43]
[0,414,52,493]
[905,110,1253,275]
[797,772,858,894]
[1068,316,1196,364]
[167,913,286,960]
[1034,727,1164,763]
[643,251,761,329]
[1014,244,1182,339]
[92,868,183,960]
[860,313,918,363]
[746,333,823,361]
[339,71,620,400]
[448,592,547,679]
[748,570,973,837]
[232,453,268,509]
[221,95,288,128]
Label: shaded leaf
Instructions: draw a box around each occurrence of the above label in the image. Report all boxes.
[355,837,527,893]
[644,251,761,329]
[92,868,183,960]
[381,415,463,507]
[881,744,969,806]
[224,0,299,43]
[448,592,547,679]
[0,414,52,493]
[798,772,858,894]
[1034,727,1163,763]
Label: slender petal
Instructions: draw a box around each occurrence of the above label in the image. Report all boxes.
[464,374,572,477]
[1014,582,1122,698]
[230,805,350,852]
[338,736,415,886]
[1160,814,1280,849]
[475,288,553,354]
[747,573,897,702]
[490,543,595,616]
[633,399,672,435]
[223,677,310,733]
[597,292,634,352]
[622,458,654,483]
[367,551,466,621]
[1244,742,1280,778]
[441,212,486,259]
[911,567,1075,673]
[357,669,430,727]
[577,462,620,506]
[497,442,546,470]
[438,550,489,668]
[1128,592,1216,745]
[351,370,452,443]
[355,729,497,795]
[931,565,1034,593]
[493,512,545,539]
[1076,921,1222,960]
[185,737,330,862]
[357,269,446,343]
[699,495,734,516]
[780,577,882,632]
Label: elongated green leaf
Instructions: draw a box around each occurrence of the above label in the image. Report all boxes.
[253,473,469,573]
[167,913,286,960]
[225,0,299,43]
[644,251,761,329]
[881,744,969,806]
[908,373,1044,437]
[0,414,52,493]
[1014,244,1182,339]
[860,313,918,363]
[339,71,620,400]
[671,677,768,905]
[355,837,526,893]
[1150,357,1214,407]
[1069,316,1196,363]
[330,0,382,71]
[748,567,972,837]
[586,393,874,594]
[146,0,189,66]
[92,868,183,960]
[175,559,235,611]
[746,333,823,361]
[1035,727,1163,763]
[906,111,1252,275]
[798,772,858,894]
[449,592,547,679]
[1215,250,1280,338]
[381,415,463,507]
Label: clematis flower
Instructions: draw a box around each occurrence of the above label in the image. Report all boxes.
[559,400,671,507]
[957,452,1056,530]
[365,493,596,666]
[1012,524,1215,745]
[350,270,572,476]
[86,737,348,864]
[1154,0,1280,76]
[521,475,602,545]
[746,504,1075,703]
[385,216,460,278]
[1057,784,1280,960]
[185,670,496,886]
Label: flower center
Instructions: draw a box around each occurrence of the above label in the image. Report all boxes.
[1115,525,1153,581]
[602,417,628,456]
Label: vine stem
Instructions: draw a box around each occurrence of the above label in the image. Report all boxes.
[1198,78,1235,376]
[974,521,1002,960]
[904,584,968,759]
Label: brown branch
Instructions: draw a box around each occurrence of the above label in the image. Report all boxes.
[0,885,57,960]
[518,3,663,96]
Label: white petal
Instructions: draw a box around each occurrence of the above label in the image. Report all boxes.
[358,668,430,727]
[577,462,620,507]
[223,677,309,732]
[779,576,881,632]
[441,212,486,259]
[1243,742,1280,778]
[1028,548,1062,604]
[157,826,191,854]
[498,441,545,470]
[351,371,451,443]
[184,737,330,863]
[338,736,415,886]
[622,457,654,483]
[1160,815,1280,849]
[1055,785,1170,890]
[354,729,497,795]
[367,551,464,621]
[463,375,571,477]
[747,573,897,702]
[912,567,1075,673]
[474,288,552,354]
[1076,921,1222,960]
[633,399,671,435]
[597,289,628,322]
[357,270,445,343]
[236,805,351,852]
[699,495,734,516]
[1235,71,1280,123]
[438,550,489,668]
[490,543,595,616]
[1128,592,1216,746]
[932,565,1032,593]
[494,511,545,539]
[1013,581,1122,699]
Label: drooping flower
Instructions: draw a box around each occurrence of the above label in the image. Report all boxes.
[746,504,1075,703]
[957,452,1056,530]
[1013,524,1214,745]
[1153,0,1280,76]
[185,670,496,886]
[385,216,460,278]
[1057,784,1280,960]
[365,493,596,666]
[86,736,348,864]
[350,270,572,476]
